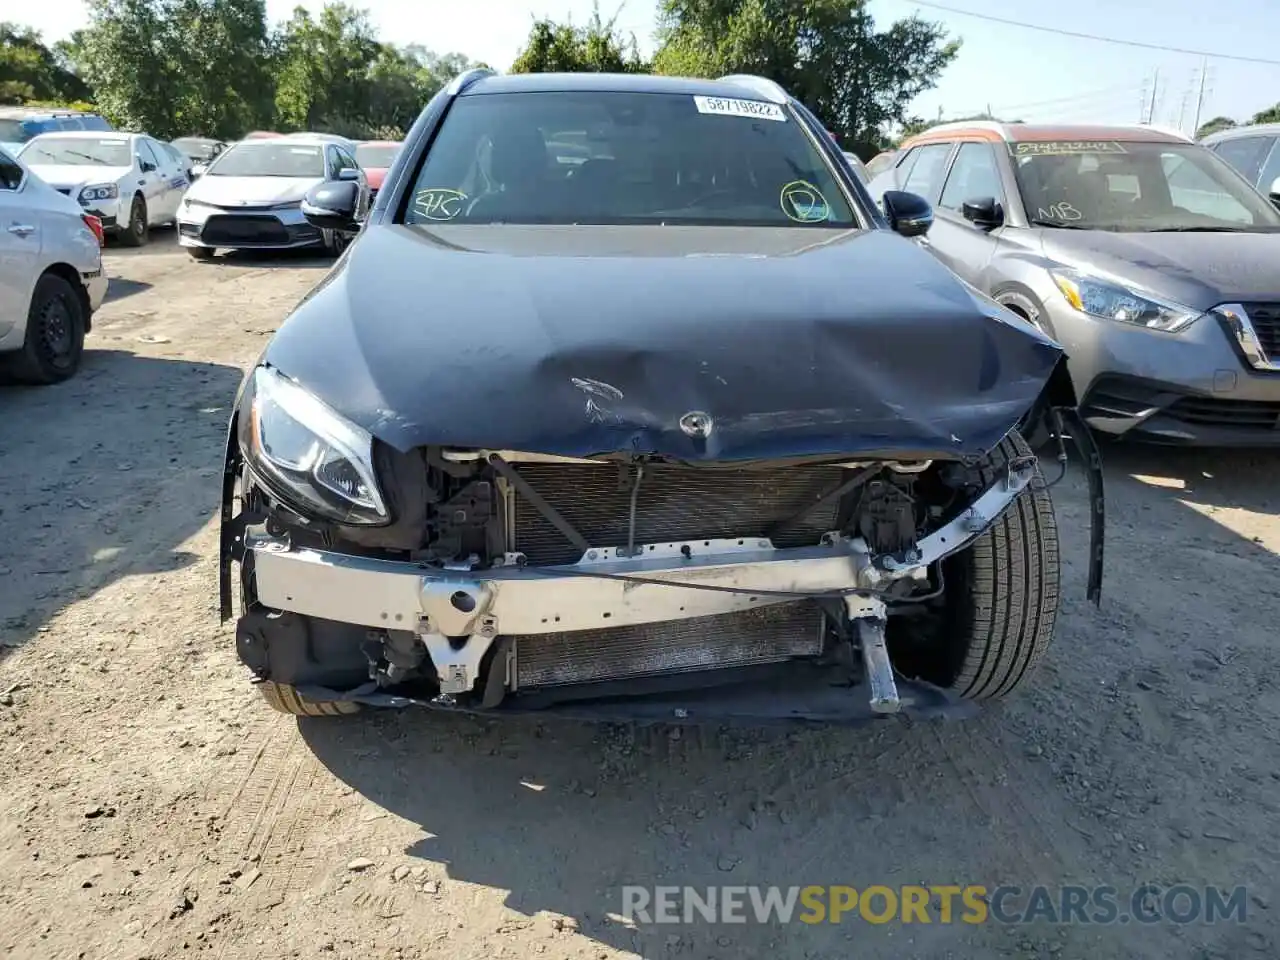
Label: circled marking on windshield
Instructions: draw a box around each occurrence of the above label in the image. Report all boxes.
[780,180,831,223]
[414,188,468,221]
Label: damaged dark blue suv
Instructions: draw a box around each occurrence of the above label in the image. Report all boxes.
[219,70,1103,724]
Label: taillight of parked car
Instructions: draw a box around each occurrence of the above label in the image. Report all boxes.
[82,213,105,247]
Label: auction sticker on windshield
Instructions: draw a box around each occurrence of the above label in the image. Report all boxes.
[1013,141,1128,156]
[693,96,787,122]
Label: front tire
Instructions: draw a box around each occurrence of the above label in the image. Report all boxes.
[258,681,361,717]
[117,195,149,247]
[1,273,87,384]
[322,228,348,257]
[924,431,1060,700]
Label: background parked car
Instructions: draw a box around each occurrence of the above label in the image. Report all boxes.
[17,130,190,247]
[864,149,898,179]
[0,145,107,383]
[173,136,228,179]
[0,106,113,155]
[841,150,869,182]
[354,139,401,202]
[176,135,368,260]
[868,120,1280,446]
[1200,123,1280,205]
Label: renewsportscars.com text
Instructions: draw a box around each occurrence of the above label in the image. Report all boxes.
[621,884,1248,926]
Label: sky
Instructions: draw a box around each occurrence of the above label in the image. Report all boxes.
[15,0,1280,134]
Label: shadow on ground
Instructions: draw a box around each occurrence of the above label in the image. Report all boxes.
[104,277,152,302]
[0,348,243,661]
[205,248,335,270]
[297,445,1280,960]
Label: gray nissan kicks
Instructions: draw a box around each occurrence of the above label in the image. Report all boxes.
[869,121,1280,445]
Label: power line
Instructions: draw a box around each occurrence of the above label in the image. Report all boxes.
[896,0,1280,67]
[990,85,1145,115]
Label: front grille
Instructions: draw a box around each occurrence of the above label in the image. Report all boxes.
[1165,396,1280,430]
[201,214,289,245]
[513,602,825,688]
[510,462,847,565]
[1239,302,1280,362]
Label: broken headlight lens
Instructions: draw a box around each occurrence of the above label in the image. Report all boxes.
[244,366,389,525]
[1050,268,1201,332]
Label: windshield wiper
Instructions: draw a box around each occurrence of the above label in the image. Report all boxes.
[1145,225,1256,232]
[1027,219,1093,229]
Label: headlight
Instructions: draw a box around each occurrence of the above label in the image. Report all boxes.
[78,183,119,203]
[1049,268,1201,332]
[243,366,389,525]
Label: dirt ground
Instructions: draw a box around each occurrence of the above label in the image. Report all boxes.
[2,230,1279,960]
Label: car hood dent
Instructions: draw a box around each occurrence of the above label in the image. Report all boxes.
[185,174,319,206]
[264,224,1064,461]
[1041,229,1280,308]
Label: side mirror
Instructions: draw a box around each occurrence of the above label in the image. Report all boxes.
[961,196,1003,229]
[882,190,933,238]
[337,167,361,182]
[302,180,360,232]
[139,159,157,173]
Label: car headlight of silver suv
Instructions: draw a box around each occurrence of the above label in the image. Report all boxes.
[1049,267,1201,333]
[242,366,389,525]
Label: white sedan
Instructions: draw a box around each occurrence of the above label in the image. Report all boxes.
[17,130,190,246]
[176,137,368,260]
[0,145,107,384]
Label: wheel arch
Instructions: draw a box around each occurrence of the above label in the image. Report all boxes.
[39,262,92,333]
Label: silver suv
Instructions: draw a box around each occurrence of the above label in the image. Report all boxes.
[1201,123,1280,204]
[868,121,1280,445]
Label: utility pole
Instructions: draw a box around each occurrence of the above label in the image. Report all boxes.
[1192,56,1210,136]
[1147,67,1160,124]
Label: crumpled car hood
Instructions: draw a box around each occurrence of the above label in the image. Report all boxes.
[264,224,1064,461]
[186,174,319,206]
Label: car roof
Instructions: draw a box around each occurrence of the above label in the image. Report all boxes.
[460,71,791,104]
[28,129,133,140]
[900,121,1193,149]
[1201,122,1280,143]
[359,140,402,147]
[233,136,328,147]
[0,106,97,119]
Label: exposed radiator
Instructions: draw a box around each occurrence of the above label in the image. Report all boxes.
[512,602,826,689]
[510,462,847,565]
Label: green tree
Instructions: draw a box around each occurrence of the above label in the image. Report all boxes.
[0,22,91,105]
[1195,116,1236,139]
[511,3,648,73]
[73,0,178,133]
[273,5,475,138]
[273,4,382,135]
[653,0,958,149]
[1250,104,1280,125]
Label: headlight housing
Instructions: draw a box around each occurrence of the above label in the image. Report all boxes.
[242,366,389,526]
[1049,268,1201,333]
[79,183,119,203]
